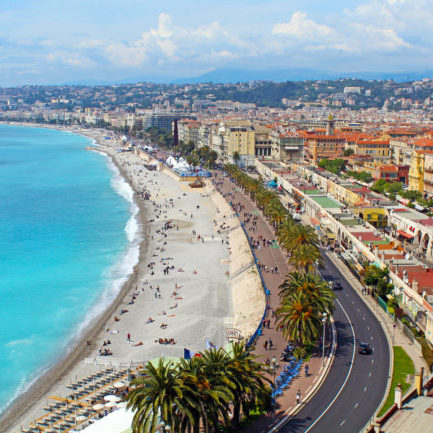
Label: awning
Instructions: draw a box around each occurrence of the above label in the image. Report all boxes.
[397,229,414,239]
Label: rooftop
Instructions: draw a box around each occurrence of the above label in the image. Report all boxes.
[310,195,343,209]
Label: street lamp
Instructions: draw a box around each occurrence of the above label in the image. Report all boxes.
[271,356,278,387]
[270,356,278,410]
[322,312,328,366]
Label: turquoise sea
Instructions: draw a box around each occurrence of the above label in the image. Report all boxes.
[0,125,140,413]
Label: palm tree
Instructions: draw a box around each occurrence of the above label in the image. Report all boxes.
[279,272,334,315]
[276,216,295,248]
[264,201,287,228]
[127,360,187,433]
[276,292,322,345]
[233,151,241,167]
[226,342,271,427]
[179,356,233,433]
[289,243,322,273]
[282,223,319,253]
[256,189,277,211]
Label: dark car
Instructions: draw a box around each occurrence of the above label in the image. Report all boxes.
[333,281,343,290]
[358,342,371,354]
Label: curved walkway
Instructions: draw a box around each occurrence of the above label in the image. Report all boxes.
[212,172,331,432]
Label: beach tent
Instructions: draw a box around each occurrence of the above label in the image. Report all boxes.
[166,156,177,166]
[80,408,133,433]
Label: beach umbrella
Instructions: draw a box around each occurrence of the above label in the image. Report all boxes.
[75,415,87,422]
[104,395,121,402]
[113,381,126,388]
[105,401,117,408]
[92,404,105,410]
[116,402,127,408]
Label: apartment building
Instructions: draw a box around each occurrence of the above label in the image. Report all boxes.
[408,150,425,192]
[226,124,256,166]
[271,131,305,162]
[355,139,390,159]
[254,126,272,158]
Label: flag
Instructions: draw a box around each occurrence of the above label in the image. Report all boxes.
[184,348,191,360]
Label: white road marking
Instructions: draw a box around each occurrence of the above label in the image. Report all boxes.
[354,402,359,408]
[364,386,367,392]
[372,359,374,364]
[368,372,372,377]
[340,419,346,426]
[367,326,370,330]
[304,299,356,433]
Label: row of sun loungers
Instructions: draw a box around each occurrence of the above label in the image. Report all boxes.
[21,366,142,433]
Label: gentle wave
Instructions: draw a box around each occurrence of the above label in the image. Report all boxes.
[74,153,142,336]
[0,150,143,415]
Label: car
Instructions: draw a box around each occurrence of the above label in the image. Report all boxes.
[358,342,371,354]
[333,281,343,290]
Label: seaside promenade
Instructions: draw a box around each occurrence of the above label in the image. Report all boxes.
[213,171,330,432]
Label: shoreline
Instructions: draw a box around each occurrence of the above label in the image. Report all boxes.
[0,125,150,432]
[0,122,265,433]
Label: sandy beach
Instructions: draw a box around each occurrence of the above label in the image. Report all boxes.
[0,124,265,433]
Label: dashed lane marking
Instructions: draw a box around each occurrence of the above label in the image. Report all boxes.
[304,299,356,433]
[354,402,359,408]
[364,387,367,392]
[340,420,346,426]
[369,372,372,377]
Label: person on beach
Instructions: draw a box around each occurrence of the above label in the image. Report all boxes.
[127,333,131,343]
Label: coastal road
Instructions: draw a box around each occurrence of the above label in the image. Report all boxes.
[280,250,390,433]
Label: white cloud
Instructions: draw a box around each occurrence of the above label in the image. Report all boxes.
[104,13,241,68]
[46,51,94,68]
[272,12,335,40]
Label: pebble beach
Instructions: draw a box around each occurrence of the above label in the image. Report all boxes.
[1,126,265,432]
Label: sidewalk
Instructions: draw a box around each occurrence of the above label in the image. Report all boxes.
[213,173,332,432]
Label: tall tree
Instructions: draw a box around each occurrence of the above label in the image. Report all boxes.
[127,360,186,433]
[276,292,322,345]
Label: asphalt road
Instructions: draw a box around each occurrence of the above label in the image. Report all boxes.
[280,250,390,433]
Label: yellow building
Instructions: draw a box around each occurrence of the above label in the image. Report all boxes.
[408,150,425,192]
[353,207,388,227]
[355,140,390,159]
[226,125,256,166]
[327,182,364,206]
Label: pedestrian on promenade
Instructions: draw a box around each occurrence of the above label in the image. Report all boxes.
[264,340,268,350]
[296,390,301,404]
[305,364,309,377]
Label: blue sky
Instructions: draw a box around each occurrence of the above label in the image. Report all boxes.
[0,0,431,86]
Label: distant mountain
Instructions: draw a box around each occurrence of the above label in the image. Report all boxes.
[172,67,433,84]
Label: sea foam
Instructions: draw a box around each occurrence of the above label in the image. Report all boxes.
[74,153,142,337]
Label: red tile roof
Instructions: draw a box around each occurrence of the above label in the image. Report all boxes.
[350,231,383,242]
